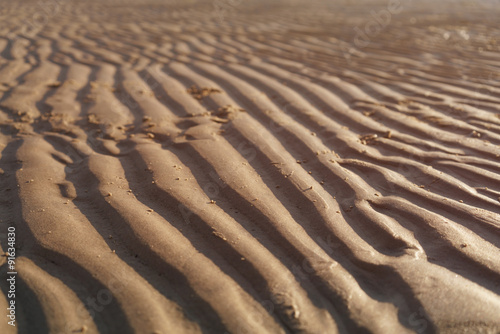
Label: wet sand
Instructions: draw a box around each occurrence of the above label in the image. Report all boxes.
[1,0,500,333]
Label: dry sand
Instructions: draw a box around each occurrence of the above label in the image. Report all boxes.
[1,0,500,333]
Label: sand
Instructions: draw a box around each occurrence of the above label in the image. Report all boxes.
[1,0,500,333]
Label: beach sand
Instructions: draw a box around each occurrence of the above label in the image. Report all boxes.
[1,0,500,333]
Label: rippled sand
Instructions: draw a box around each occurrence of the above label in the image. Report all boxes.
[1,0,500,333]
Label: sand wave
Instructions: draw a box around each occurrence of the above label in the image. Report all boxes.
[1,0,500,333]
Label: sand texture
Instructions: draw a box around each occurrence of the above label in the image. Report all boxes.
[1,0,500,333]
